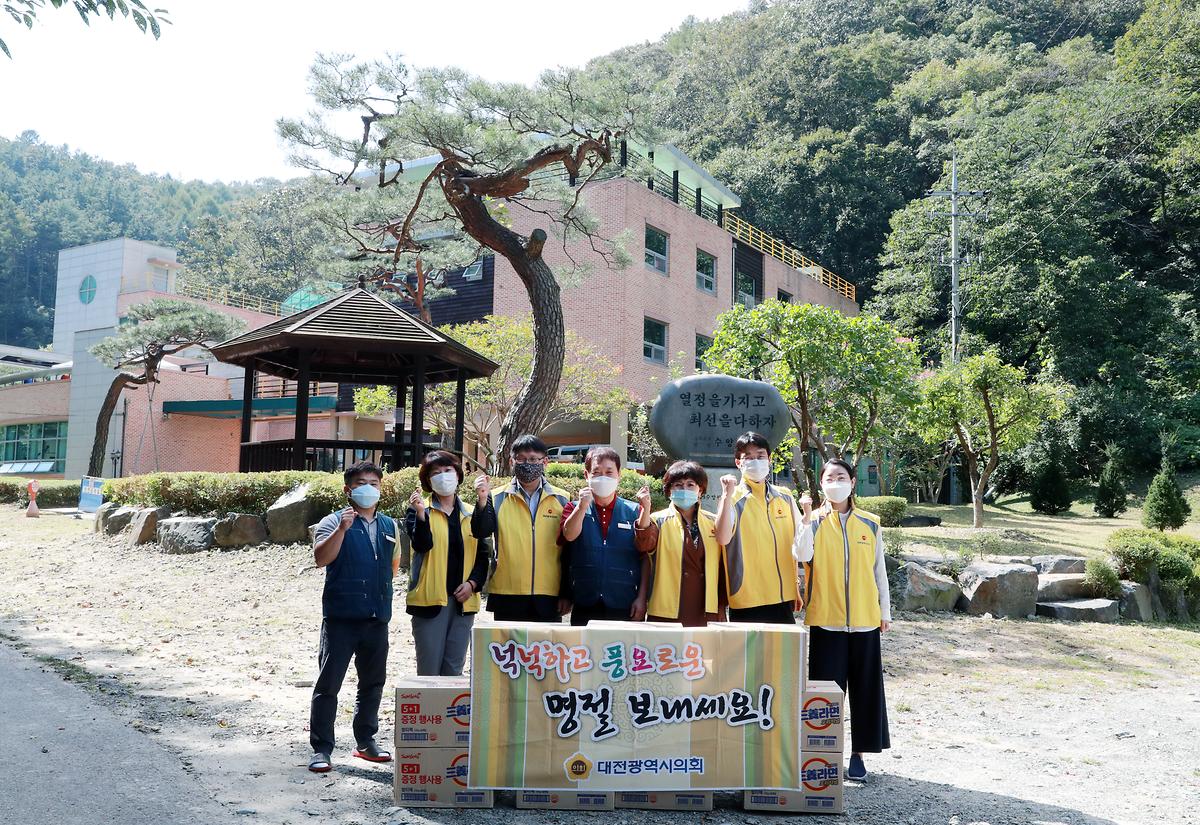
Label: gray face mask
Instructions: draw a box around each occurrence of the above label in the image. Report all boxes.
[513,461,544,484]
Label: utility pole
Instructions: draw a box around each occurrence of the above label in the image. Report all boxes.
[927,153,988,362]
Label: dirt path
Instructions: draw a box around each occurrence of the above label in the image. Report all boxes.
[1,509,1197,825]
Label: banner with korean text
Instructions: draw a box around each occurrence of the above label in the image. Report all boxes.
[468,621,806,791]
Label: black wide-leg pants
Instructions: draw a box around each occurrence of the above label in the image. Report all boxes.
[808,626,890,753]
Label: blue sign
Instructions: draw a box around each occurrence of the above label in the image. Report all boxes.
[79,476,104,513]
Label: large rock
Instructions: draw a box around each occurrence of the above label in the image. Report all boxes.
[1118,581,1153,622]
[1037,573,1092,601]
[891,562,961,613]
[1031,555,1088,575]
[93,501,119,533]
[648,374,791,464]
[899,515,942,528]
[215,513,268,548]
[156,517,217,555]
[957,561,1038,619]
[1035,599,1119,623]
[884,554,902,576]
[101,505,138,536]
[266,484,319,545]
[128,506,171,546]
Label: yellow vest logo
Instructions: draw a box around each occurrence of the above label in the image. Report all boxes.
[564,752,593,781]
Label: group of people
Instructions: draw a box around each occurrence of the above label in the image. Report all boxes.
[305,432,891,785]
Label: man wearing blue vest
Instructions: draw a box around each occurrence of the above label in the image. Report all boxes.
[307,461,397,774]
[559,447,653,625]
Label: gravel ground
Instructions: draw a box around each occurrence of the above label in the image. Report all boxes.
[1,508,1198,825]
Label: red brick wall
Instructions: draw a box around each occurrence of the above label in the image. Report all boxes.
[120,370,240,475]
[491,178,859,403]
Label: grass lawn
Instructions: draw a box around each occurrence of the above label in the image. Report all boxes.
[898,472,1200,558]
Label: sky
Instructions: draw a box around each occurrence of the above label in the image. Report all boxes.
[0,0,747,183]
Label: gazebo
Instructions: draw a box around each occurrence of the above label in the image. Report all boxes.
[209,288,498,472]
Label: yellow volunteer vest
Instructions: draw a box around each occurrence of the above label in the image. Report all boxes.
[803,508,882,628]
[646,506,722,620]
[407,497,482,613]
[489,481,569,597]
[724,480,800,610]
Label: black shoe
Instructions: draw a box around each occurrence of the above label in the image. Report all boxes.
[847,753,867,781]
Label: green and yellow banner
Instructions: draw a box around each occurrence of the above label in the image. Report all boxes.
[468,621,806,791]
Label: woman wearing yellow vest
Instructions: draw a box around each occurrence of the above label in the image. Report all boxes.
[797,458,891,782]
[404,451,490,676]
[634,461,728,626]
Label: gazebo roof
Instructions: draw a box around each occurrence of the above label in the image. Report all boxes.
[209,288,499,384]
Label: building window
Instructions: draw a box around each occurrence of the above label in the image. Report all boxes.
[645,225,669,274]
[0,421,68,474]
[462,260,483,281]
[778,289,792,303]
[79,275,97,305]
[643,317,667,364]
[735,269,758,308]
[696,249,716,293]
[695,334,713,371]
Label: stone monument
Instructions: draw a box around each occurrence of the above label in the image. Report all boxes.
[648,374,791,509]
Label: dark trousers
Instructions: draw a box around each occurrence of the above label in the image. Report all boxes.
[569,602,633,626]
[309,617,389,756]
[728,600,796,624]
[808,626,890,754]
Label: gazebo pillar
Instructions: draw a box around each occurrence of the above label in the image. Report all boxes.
[453,369,466,454]
[410,355,426,463]
[238,360,256,472]
[391,373,408,471]
[293,349,311,470]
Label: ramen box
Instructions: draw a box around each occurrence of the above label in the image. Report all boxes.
[744,752,845,814]
[393,748,493,808]
[801,680,845,752]
[394,676,472,747]
[515,790,615,810]
[615,791,715,811]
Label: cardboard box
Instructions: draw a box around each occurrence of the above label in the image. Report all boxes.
[394,677,471,747]
[393,748,493,808]
[744,752,845,814]
[515,790,615,810]
[743,788,844,814]
[801,680,845,753]
[615,791,714,811]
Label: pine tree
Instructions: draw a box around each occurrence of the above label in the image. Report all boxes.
[1029,459,1073,515]
[1093,444,1128,518]
[1142,436,1191,530]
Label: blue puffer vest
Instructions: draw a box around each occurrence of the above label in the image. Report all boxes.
[322,513,396,622]
[569,497,641,610]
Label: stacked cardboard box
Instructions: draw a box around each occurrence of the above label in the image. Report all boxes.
[393,677,493,808]
[514,790,616,810]
[744,680,846,814]
[615,791,714,811]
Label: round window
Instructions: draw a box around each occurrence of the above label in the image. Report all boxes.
[79,275,97,305]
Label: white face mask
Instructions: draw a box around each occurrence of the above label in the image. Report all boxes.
[430,470,459,496]
[740,458,770,483]
[587,475,619,499]
[822,480,853,503]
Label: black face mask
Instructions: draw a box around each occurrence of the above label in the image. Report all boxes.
[513,461,544,484]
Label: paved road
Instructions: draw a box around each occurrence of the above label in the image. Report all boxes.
[0,641,239,825]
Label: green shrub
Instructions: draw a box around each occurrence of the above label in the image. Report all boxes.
[1105,528,1168,583]
[1029,461,1073,515]
[1158,547,1194,584]
[1142,464,1191,531]
[857,496,907,527]
[0,478,25,503]
[545,462,584,479]
[883,529,907,559]
[1164,534,1200,561]
[1082,557,1121,599]
[971,531,1005,558]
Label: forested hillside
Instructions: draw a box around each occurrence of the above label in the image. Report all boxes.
[593,0,1198,472]
[0,132,260,347]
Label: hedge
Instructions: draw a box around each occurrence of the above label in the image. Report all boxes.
[1106,527,1200,587]
[857,496,907,527]
[3,479,83,509]
[100,466,670,519]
